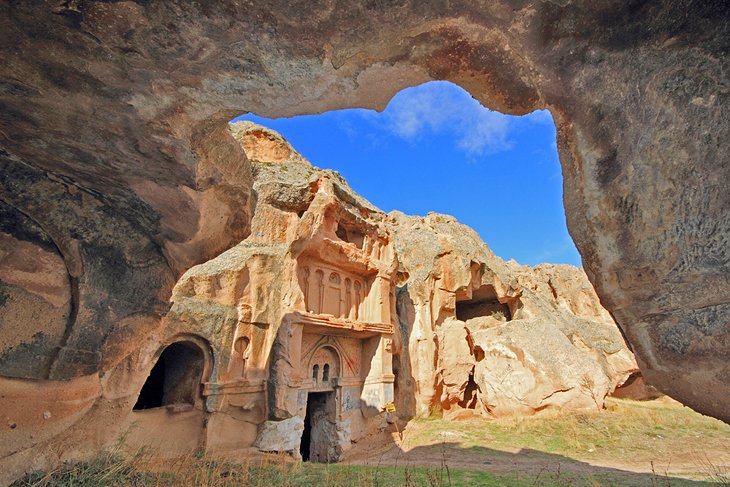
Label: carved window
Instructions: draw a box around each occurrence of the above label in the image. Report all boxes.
[322,363,330,381]
[329,272,341,284]
[312,364,319,381]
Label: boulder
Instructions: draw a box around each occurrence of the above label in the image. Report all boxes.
[253,417,305,456]
[388,212,637,417]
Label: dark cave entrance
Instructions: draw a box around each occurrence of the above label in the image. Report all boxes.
[300,391,336,462]
[133,341,205,410]
[456,284,512,321]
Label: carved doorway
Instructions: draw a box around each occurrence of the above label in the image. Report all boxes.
[133,340,205,410]
[300,391,337,462]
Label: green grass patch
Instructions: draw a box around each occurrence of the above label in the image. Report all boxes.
[408,398,730,461]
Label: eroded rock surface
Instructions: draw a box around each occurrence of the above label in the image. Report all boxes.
[387,212,636,417]
[1,0,728,481]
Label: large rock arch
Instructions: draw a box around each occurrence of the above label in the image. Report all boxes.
[0,0,727,474]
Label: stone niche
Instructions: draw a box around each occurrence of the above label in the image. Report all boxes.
[299,261,379,323]
[335,222,365,250]
[124,336,212,455]
[455,284,513,322]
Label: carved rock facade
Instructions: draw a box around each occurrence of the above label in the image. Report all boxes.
[116,122,400,461]
[0,1,727,480]
[3,122,636,478]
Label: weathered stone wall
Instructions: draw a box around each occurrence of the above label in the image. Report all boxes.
[1,1,728,482]
[387,212,636,418]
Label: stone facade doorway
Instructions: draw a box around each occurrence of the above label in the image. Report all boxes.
[300,391,336,462]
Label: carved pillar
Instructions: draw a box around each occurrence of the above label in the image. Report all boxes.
[268,320,302,420]
[344,278,352,320]
[302,266,310,312]
[353,281,361,320]
[360,335,395,412]
[315,269,324,314]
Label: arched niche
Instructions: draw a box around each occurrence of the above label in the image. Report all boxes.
[133,336,212,411]
[309,345,341,385]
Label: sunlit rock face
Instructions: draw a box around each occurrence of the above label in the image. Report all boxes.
[387,212,636,418]
[0,0,727,481]
[162,121,400,460]
[0,120,636,481]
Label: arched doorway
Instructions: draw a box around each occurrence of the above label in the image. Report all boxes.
[126,338,211,454]
[134,340,206,410]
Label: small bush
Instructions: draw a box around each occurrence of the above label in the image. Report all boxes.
[489,310,505,321]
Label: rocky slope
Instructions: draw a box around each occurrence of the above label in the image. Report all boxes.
[386,211,636,418]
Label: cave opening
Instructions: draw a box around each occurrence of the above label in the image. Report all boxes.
[133,341,205,411]
[232,80,580,269]
[458,369,481,409]
[456,284,512,322]
[336,222,365,249]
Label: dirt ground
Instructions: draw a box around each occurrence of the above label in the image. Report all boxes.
[342,398,730,486]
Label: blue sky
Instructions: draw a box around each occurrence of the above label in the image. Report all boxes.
[234,81,581,267]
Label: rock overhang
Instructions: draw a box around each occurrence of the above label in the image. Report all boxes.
[0,2,728,480]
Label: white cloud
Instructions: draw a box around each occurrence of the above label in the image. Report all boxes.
[370,81,518,156]
[455,110,510,155]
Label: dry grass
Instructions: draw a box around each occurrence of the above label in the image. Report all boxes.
[12,450,534,487]
[401,397,730,482]
[11,398,730,486]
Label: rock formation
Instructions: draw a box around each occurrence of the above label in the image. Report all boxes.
[1,120,637,481]
[387,212,636,418]
[1,1,728,482]
[145,121,400,460]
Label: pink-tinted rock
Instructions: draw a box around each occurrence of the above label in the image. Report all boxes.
[0,1,727,480]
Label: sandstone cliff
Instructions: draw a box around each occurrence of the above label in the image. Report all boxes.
[386,211,636,418]
[1,0,727,429]
[228,121,638,419]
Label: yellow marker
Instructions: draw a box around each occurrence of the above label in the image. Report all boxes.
[384,402,396,413]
